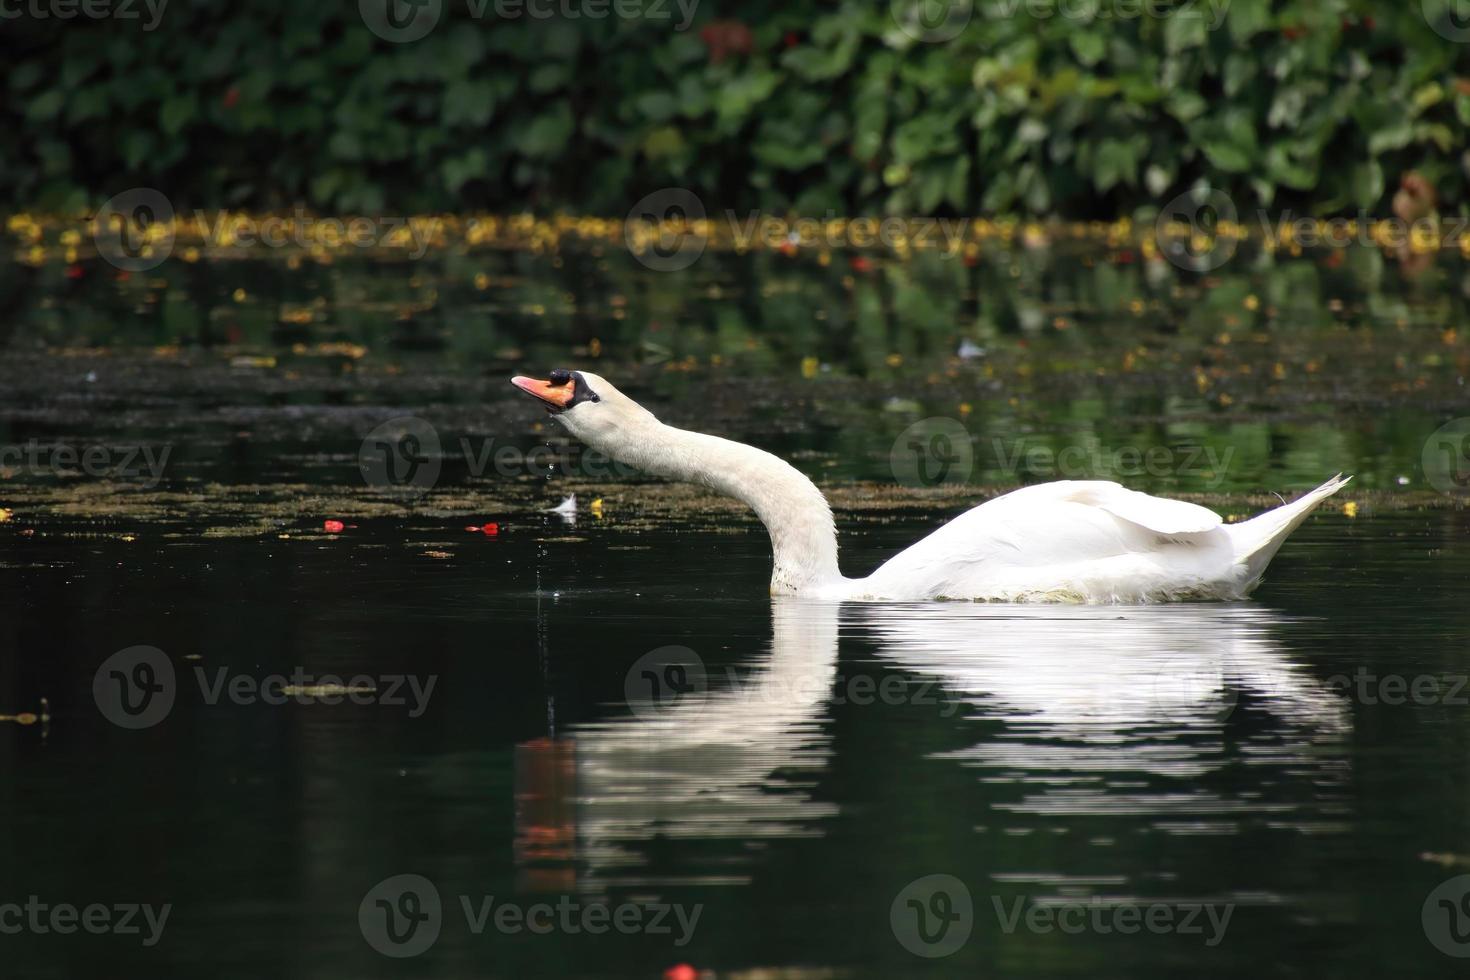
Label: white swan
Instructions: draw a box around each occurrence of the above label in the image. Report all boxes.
[511,370,1350,602]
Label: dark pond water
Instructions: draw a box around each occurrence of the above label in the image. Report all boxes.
[2,235,1469,978]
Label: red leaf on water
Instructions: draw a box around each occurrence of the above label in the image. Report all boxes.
[323,520,345,533]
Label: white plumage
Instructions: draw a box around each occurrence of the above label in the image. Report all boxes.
[514,371,1350,603]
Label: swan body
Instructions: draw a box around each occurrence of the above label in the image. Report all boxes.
[512,370,1350,603]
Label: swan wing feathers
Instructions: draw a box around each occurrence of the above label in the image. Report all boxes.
[1056,481,1222,535]
[862,480,1229,599]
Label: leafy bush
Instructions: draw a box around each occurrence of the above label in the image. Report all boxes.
[2,0,1467,217]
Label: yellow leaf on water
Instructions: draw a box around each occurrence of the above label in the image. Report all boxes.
[800,356,819,379]
[1343,501,1358,518]
[0,508,11,523]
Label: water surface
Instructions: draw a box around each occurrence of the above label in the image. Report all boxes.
[2,238,1468,978]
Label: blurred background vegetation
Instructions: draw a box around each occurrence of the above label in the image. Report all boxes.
[2,0,1469,217]
[8,0,1470,218]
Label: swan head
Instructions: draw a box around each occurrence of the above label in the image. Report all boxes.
[510,369,656,449]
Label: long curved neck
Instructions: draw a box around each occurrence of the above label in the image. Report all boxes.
[596,417,842,594]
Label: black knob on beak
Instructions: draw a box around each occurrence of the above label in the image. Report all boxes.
[549,369,573,386]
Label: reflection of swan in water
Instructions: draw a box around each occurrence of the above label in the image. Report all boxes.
[522,602,1350,886]
[536,600,841,888]
[852,602,1351,824]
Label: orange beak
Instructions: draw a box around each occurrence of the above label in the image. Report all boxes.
[511,375,576,411]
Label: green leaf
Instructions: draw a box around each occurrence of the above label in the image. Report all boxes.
[443,80,497,127]
[1228,0,1272,42]
[528,64,569,95]
[676,75,710,117]
[1351,159,1385,208]
[66,87,109,123]
[26,90,64,122]
[516,105,574,158]
[1165,13,1207,54]
[10,61,43,92]
[1416,122,1455,154]
[1201,140,1252,173]
[160,94,197,136]
[1368,120,1413,156]
[1167,92,1207,123]
[122,131,153,170]
[635,91,678,122]
[642,126,685,160]
[1265,144,1316,190]
[1069,33,1106,67]
[442,148,489,192]
[1093,140,1138,192]
[328,130,363,161]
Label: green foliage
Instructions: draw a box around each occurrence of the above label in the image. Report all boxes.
[1,1,1467,216]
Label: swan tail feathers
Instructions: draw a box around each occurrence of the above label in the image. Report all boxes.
[1226,474,1351,588]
